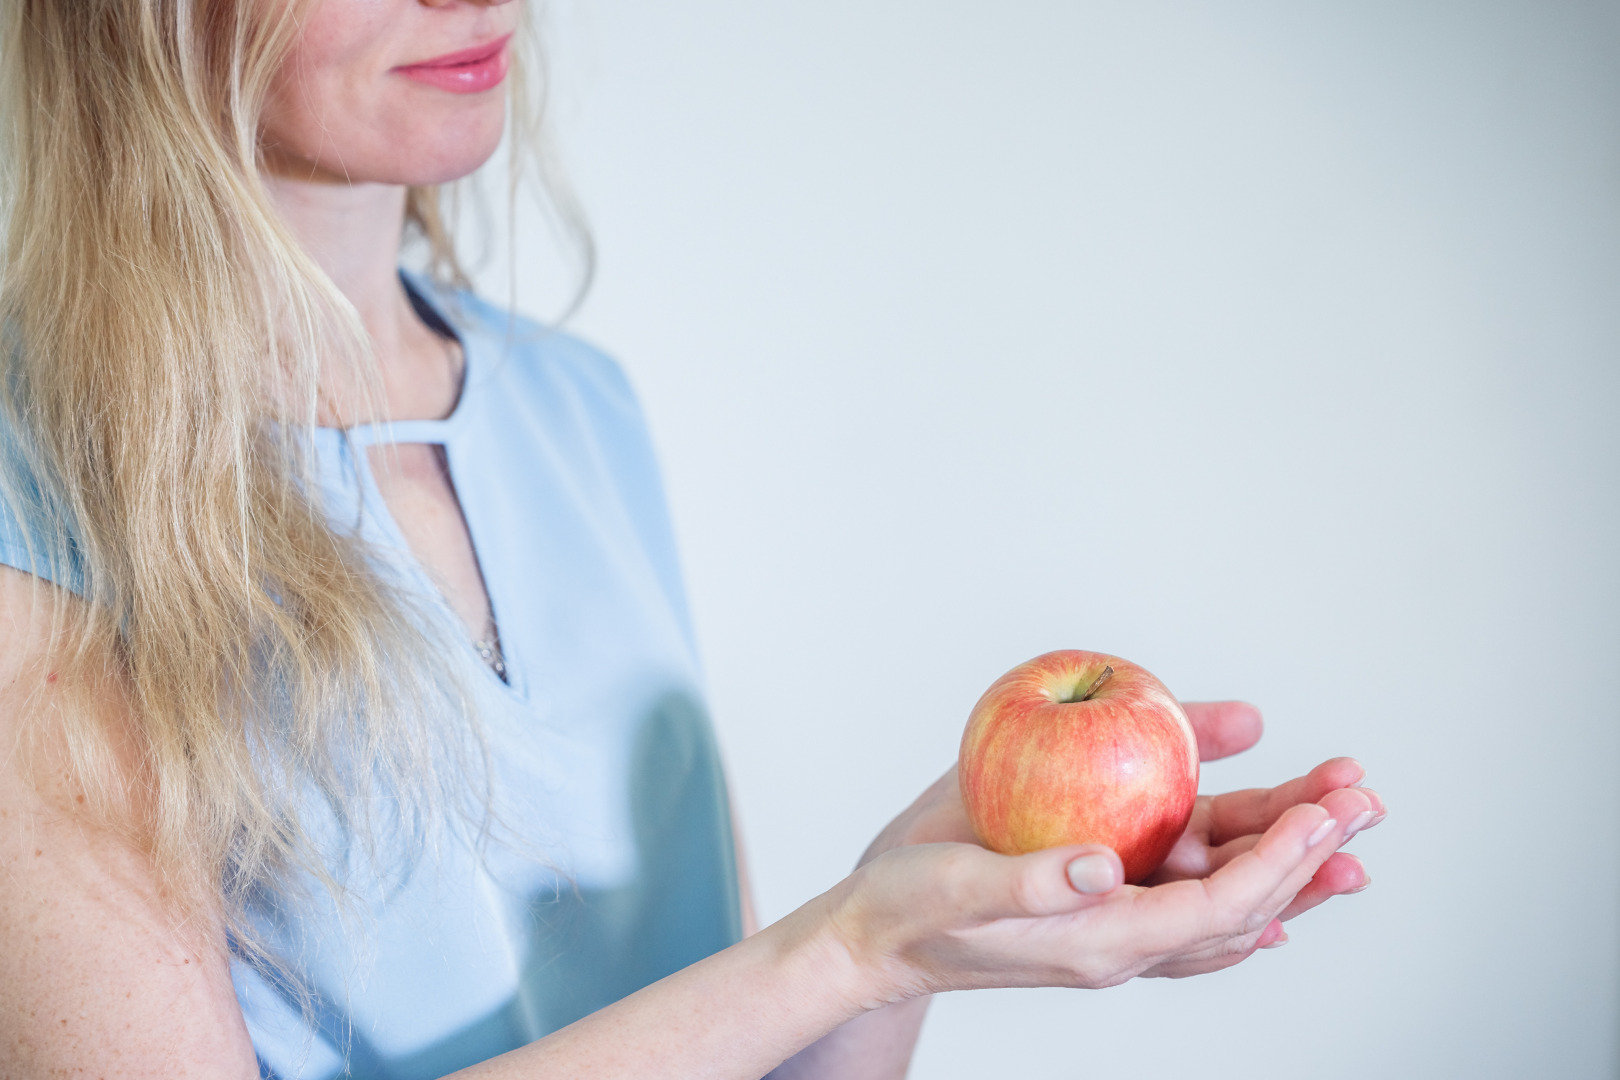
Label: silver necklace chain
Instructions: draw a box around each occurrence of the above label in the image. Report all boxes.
[472,630,507,681]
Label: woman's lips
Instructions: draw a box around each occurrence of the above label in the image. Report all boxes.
[394,33,512,94]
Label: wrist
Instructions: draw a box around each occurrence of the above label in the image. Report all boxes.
[772,877,912,1020]
[804,865,930,1013]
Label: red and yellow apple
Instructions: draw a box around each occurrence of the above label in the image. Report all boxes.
[959,650,1198,883]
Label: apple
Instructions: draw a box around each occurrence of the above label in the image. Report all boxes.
[959,650,1199,883]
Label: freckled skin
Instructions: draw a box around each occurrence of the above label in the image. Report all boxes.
[959,650,1199,883]
[0,569,256,1075]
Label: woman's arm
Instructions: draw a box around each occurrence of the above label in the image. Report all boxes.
[0,567,261,1078]
[459,783,1372,1079]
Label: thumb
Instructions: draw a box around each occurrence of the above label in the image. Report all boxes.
[967,843,1125,920]
[1063,846,1125,897]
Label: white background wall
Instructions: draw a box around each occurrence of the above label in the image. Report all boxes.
[475,3,1620,1077]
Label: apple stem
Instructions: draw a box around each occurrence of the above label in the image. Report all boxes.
[1079,665,1115,702]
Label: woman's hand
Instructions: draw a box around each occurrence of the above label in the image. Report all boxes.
[860,701,1381,937]
[823,778,1379,1005]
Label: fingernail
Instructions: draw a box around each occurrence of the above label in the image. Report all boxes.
[1260,932,1289,949]
[1347,875,1373,894]
[1307,818,1338,847]
[1343,810,1375,839]
[1066,854,1116,895]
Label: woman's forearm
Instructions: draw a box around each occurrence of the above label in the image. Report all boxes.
[453,898,877,1080]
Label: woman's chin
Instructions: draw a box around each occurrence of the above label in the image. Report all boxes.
[401,142,505,188]
[262,108,507,189]
[368,123,508,188]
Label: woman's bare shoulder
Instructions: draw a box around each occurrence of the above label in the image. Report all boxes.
[0,564,259,1079]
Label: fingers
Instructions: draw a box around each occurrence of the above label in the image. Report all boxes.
[1199,832,1262,875]
[1246,786,1375,916]
[1157,844,1371,968]
[1118,802,1329,965]
[1276,852,1369,922]
[1205,800,1334,917]
[1147,829,1261,883]
[1181,701,1263,761]
[1196,785,1374,941]
[1208,803,1381,883]
[1168,810,1372,976]
[1205,756,1369,846]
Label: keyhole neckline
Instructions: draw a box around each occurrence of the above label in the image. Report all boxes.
[316,272,526,701]
[319,270,481,448]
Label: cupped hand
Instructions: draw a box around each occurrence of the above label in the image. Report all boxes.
[829,780,1379,1004]
[861,702,1383,936]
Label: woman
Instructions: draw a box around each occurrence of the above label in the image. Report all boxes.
[0,1,1383,1078]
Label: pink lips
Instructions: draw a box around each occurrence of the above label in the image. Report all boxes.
[394,33,512,94]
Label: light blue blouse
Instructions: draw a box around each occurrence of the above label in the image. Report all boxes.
[0,277,742,1078]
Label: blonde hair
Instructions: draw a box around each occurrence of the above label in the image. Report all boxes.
[0,0,584,956]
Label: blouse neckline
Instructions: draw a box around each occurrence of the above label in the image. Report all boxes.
[318,270,480,449]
